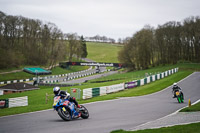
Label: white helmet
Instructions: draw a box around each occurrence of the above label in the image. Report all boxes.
[53,86,60,95]
[173,83,177,87]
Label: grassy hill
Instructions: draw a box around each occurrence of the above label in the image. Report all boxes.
[0,42,121,82]
[86,42,122,63]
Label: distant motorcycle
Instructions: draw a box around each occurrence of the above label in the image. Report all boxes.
[53,96,89,121]
[174,90,184,103]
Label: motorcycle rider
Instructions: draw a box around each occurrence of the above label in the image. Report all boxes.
[53,86,81,109]
[172,83,184,99]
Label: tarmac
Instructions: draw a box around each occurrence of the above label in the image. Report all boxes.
[130,100,200,131]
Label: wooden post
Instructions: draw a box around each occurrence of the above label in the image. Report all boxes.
[46,93,48,104]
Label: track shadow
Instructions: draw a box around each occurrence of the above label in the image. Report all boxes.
[49,117,86,122]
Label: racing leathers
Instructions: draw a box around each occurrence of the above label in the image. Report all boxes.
[172,85,184,99]
[55,90,80,108]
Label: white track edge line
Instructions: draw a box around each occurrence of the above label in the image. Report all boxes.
[130,98,200,131]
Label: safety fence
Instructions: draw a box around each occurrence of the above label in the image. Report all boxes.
[41,68,110,84]
[42,71,96,84]
[0,67,93,85]
[82,68,179,99]
[0,96,28,108]
[38,83,80,87]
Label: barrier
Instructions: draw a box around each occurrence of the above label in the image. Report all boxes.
[0,67,93,85]
[0,90,3,95]
[8,96,28,108]
[82,88,92,99]
[92,88,100,97]
[125,81,137,89]
[100,87,107,96]
[82,67,179,100]
[0,99,8,108]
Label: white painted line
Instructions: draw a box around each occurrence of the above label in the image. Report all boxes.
[130,98,200,131]
[133,121,200,131]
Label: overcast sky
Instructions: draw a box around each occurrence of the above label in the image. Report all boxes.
[0,0,200,40]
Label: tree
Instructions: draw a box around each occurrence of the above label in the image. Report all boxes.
[119,16,200,71]
[0,11,68,69]
[80,36,88,58]
[66,33,80,61]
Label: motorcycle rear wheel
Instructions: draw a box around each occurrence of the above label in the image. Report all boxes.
[80,105,89,119]
[58,107,72,121]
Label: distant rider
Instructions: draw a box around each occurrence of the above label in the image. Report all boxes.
[53,86,81,108]
[172,83,184,99]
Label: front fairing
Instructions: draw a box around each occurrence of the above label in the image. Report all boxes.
[53,96,67,110]
[53,96,79,117]
[175,90,182,97]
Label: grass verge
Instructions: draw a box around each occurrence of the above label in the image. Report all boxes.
[111,122,200,133]
[180,101,200,112]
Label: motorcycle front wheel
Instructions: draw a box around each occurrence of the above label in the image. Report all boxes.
[57,107,72,121]
[177,96,181,103]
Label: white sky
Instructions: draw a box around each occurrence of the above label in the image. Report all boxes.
[0,0,200,40]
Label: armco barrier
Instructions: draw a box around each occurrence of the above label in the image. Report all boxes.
[82,67,179,99]
[100,87,107,96]
[9,96,28,108]
[106,83,125,94]
[38,83,80,87]
[0,67,93,85]
[82,88,92,99]
[125,81,137,89]
[0,96,28,108]
[83,83,125,99]
[0,90,3,95]
[92,88,100,97]
[0,99,9,108]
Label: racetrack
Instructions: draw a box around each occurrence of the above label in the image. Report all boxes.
[0,72,200,133]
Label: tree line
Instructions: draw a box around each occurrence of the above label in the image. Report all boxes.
[118,16,200,70]
[0,11,87,69]
[85,35,116,43]
[84,35,130,44]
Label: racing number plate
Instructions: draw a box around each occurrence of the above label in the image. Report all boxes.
[176,91,180,96]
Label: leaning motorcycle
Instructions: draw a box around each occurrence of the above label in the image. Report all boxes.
[53,96,89,121]
[175,90,184,103]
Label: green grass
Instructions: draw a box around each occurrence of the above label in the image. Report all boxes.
[87,63,198,84]
[86,42,122,63]
[111,122,200,133]
[180,101,200,112]
[0,64,193,117]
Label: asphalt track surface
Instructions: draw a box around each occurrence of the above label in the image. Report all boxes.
[0,72,200,133]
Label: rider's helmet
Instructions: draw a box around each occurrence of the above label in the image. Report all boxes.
[173,83,177,87]
[53,86,60,95]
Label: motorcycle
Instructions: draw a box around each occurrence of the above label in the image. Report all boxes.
[174,90,184,103]
[53,96,89,121]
